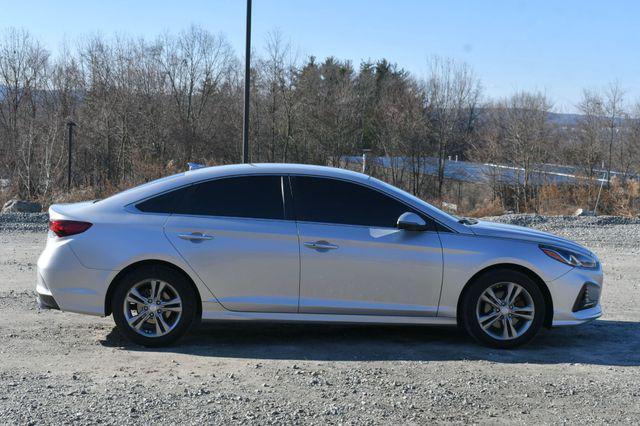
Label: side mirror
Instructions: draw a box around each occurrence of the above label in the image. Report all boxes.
[396,212,428,231]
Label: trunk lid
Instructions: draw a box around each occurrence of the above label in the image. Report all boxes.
[48,201,97,221]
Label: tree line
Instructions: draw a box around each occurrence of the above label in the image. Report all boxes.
[1,26,639,214]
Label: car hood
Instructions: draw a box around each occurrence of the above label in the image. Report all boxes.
[468,219,592,255]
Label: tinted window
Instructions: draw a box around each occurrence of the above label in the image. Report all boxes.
[293,176,423,228]
[182,175,285,220]
[136,186,191,214]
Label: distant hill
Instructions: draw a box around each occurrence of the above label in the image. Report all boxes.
[547,112,584,127]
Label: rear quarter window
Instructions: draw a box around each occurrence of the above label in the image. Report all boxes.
[135,186,191,214]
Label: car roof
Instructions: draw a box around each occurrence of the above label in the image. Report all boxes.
[97,163,371,208]
[184,163,371,183]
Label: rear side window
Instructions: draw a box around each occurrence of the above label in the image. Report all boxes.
[136,186,191,214]
[182,175,285,220]
[292,176,425,228]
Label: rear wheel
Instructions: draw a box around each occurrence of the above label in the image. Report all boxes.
[112,265,198,347]
[461,269,546,349]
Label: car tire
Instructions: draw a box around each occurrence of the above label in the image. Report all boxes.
[112,264,198,347]
[461,269,546,349]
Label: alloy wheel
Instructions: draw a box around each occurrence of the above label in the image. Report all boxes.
[475,282,535,341]
[123,279,183,337]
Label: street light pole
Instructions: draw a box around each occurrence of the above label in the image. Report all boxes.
[242,0,252,164]
[66,120,76,191]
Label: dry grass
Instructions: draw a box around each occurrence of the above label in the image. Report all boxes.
[455,180,640,217]
[466,199,505,217]
[537,185,578,215]
[535,180,640,217]
[606,177,640,216]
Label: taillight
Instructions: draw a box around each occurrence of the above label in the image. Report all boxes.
[49,220,92,237]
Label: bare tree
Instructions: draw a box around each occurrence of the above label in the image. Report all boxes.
[424,57,482,199]
[254,30,299,162]
[604,82,625,184]
[482,92,554,212]
[0,28,49,197]
[157,25,236,161]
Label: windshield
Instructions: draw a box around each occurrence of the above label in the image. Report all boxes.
[370,177,461,224]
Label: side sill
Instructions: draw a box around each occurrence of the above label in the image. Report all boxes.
[201,310,458,326]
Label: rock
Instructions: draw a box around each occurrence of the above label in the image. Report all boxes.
[574,208,595,217]
[1,199,42,213]
[441,201,458,213]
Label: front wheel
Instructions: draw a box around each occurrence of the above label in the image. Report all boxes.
[461,269,546,349]
[112,265,198,347]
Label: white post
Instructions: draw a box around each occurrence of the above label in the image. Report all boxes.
[362,149,372,174]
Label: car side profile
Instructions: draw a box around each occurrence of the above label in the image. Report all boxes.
[36,164,603,348]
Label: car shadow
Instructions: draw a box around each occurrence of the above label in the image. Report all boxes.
[100,319,640,366]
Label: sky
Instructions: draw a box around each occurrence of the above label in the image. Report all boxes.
[1,0,638,113]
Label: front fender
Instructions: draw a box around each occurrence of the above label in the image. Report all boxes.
[436,233,572,318]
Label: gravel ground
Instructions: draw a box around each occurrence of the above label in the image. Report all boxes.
[0,213,639,424]
[0,212,48,233]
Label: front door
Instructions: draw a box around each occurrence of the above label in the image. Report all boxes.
[292,176,443,316]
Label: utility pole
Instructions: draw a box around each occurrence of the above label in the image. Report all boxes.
[242,0,252,164]
[67,120,76,191]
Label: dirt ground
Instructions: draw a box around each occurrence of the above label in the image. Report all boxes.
[0,222,639,424]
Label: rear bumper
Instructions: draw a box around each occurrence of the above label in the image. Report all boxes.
[37,238,115,317]
[37,292,60,310]
[36,269,59,309]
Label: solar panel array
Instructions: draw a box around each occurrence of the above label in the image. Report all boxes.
[343,156,637,186]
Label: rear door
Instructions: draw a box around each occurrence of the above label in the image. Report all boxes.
[163,175,300,313]
[292,176,443,316]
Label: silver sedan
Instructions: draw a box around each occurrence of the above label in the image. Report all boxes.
[36,164,602,348]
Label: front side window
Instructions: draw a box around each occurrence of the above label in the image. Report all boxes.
[182,175,285,220]
[292,176,425,228]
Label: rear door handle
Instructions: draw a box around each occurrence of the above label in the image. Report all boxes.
[304,241,339,251]
[178,232,214,242]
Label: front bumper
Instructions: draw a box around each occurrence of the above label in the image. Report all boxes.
[549,264,603,326]
[552,304,602,326]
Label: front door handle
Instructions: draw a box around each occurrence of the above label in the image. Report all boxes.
[304,240,339,251]
[178,232,214,242]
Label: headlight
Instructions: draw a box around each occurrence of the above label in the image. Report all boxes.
[539,245,598,269]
